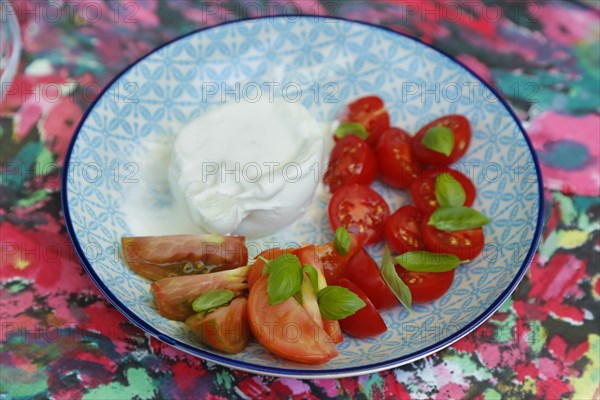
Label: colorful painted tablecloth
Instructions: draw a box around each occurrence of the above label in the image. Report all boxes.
[1,1,599,399]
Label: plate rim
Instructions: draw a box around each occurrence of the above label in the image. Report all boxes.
[61,15,544,378]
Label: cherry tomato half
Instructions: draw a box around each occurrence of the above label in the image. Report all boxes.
[384,205,425,255]
[335,278,387,338]
[376,127,422,188]
[394,264,455,303]
[411,115,471,166]
[409,168,476,214]
[344,249,398,310]
[343,96,390,146]
[328,184,390,245]
[421,213,485,260]
[324,135,378,193]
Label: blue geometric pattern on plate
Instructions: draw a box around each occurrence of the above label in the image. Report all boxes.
[63,16,542,378]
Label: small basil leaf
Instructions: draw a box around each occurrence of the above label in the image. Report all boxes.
[422,126,454,157]
[317,286,366,320]
[435,172,466,207]
[428,206,490,231]
[267,254,303,305]
[395,251,464,272]
[303,264,319,295]
[334,122,368,141]
[192,289,235,313]
[333,227,351,256]
[381,246,412,312]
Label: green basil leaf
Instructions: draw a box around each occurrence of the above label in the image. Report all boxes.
[257,256,270,276]
[395,251,464,272]
[192,289,235,313]
[428,206,490,231]
[333,227,351,256]
[267,254,303,305]
[435,172,466,207]
[293,289,303,305]
[317,286,366,320]
[334,122,368,141]
[381,246,412,312]
[422,126,454,156]
[303,264,319,295]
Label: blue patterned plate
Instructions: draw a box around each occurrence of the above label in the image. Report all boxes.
[62,16,543,378]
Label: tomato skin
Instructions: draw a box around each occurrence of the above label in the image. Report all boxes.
[343,96,390,146]
[247,276,338,364]
[384,205,425,255]
[313,234,365,284]
[421,214,485,260]
[324,135,378,193]
[248,248,297,289]
[394,265,455,303]
[335,278,387,338]
[376,127,422,188]
[411,115,471,166]
[344,249,398,310]
[328,184,390,245]
[410,168,476,214]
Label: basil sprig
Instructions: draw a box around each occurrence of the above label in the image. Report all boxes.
[192,289,235,313]
[435,173,466,207]
[334,227,351,256]
[266,254,304,305]
[395,251,466,272]
[335,122,368,140]
[428,206,490,231]
[381,246,412,312]
[422,126,454,156]
[317,286,365,320]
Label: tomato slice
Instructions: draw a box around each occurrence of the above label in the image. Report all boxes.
[409,168,476,214]
[247,247,297,289]
[335,278,387,338]
[421,214,485,260]
[384,205,425,254]
[376,127,422,188]
[394,265,455,303]
[122,234,248,281]
[247,276,338,364]
[185,297,249,354]
[342,96,390,146]
[411,115,471,166]
[324,135,378,193]
[328,184,390,245]
[314,234,364,284]
[344,249,398,310]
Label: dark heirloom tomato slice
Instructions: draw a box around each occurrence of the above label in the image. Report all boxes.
[344,249,398,310]
[247,247,297,289]
[342,96,390,146]
[409,168,476,214]
[411,115,471,166]
[384,205,425,255]
[376,127,422,188]
[324,135,378,193]
[185,297,249,354]
[421,214,485,260]
[248,276,338,364]
[335,278,387,338]
[122,234,248,281]
[394,265,455,303]
[328,184,390,245]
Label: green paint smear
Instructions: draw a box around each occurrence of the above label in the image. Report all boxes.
[0,366,48,399]
[528,320,546,355]
[572,335,600,398]
[16,189,50,207]
[554,192,577,226]
[483,388,502,400]
[446,353,493,381]
[538,230,560,262]
[82,368,156,400]
[361,373,384,398]
[1,142,45,188]
[36,146,55,173]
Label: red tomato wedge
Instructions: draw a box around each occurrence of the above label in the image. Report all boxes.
[314,234,364,284]
[151,266,249,321]
[344,249,398,310]
[122,234,248,281]
[422,214,485,260]
[411,115,471,166]
[247,247,297,289]
[335,278,387,338]
[324,135,378,193]
[185,297,249,354]
[376,127,422,188]
[409,168,476,214]
[384,205,426,254]
[342,96,390,146]
[395,265,455,303]
[247,276,338,364]
[328,184,390,245]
